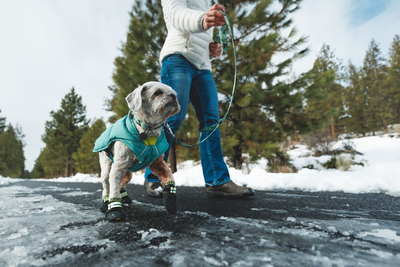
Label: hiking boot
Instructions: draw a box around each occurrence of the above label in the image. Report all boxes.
[207,181,255,199]
[163,181,177,215]
[100,200,109,213]
[144,181,163,198]
[105,202,126,222]
[120,188,132,205]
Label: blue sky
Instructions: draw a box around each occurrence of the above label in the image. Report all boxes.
[349,0,389,26]
[0,0,399,171]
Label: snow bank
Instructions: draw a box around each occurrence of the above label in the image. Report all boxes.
[0,176,23,185]
[4,135,400,196]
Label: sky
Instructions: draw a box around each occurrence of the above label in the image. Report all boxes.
[0,0,399,171]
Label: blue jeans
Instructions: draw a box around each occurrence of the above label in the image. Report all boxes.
[144,54,231,186]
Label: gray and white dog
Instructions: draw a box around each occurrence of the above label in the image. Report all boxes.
[95,81,180,221]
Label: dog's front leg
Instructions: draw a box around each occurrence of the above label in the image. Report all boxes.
[99,152,112,201]
[105,142,137,222]
[121,172,132,189]
[149,155,177,215]
[109,162,129,202]
[149,155,174,186]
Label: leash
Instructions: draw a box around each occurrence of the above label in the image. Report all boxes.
[164,10,237,148]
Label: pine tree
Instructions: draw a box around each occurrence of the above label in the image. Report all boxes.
[0,110,5,134]
[73,119,106,175]
[303,45,344,140]
[41,88,89,177]
[387,35,400,124]
[344,62,368,136]
[30,148,47,178]
[212,0,333,168]
[106,0,166,121]
[361,39,390,134]
[0,124,25,178]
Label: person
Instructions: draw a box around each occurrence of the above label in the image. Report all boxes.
[144,0,255,198]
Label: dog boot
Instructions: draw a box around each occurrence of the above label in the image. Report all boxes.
[105,201,126,222]
[120,188,132,205]
[100,196,109,213]
[163,181,177,215]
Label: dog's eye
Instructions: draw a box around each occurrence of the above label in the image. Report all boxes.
[153,90,163,97]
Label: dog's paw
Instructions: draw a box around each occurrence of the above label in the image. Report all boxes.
[105,202,126,222]
[163,182,177,215]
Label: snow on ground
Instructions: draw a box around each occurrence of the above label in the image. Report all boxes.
[1,135,400,196]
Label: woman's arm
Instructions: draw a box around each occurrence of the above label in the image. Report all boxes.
[162,0,225,33]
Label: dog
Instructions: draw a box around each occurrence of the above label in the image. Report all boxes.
[93,81,181,222]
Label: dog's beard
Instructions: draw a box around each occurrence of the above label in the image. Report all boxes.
[157,97,180,117]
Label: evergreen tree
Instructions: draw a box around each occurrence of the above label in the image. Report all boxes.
[0,124,25,178]
[387,35,400,123]
[0,110,5,134]
[212,0,333,168]
[30,148,47,178]
[106,0,166,122]
[361,39,390,134]
[41,88,89,177]
[344,62,368,136]
[73,118,106,175]
[303,45,344,139]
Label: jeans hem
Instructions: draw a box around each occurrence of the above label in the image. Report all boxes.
[205,177,231,187]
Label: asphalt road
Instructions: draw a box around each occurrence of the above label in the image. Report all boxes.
[1,180,400,266]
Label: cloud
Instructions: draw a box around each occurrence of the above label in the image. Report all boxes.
[0,0,132,171]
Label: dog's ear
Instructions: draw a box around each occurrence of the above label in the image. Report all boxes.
[126,85,147,112]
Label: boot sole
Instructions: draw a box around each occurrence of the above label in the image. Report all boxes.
[207,189,255,199]
[163,192,177,215]
[105,208,126,222]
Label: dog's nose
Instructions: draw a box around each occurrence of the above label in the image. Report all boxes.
[169,94,177,101]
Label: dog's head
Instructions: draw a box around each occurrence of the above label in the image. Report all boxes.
[126,82,181,127]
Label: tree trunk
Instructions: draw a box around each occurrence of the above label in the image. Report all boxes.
[170,142,177,173]
[233,143,243,169]
[294,126,298,142]
[331,116,336,140]
[373,64,388,132]
[65,157,70,177]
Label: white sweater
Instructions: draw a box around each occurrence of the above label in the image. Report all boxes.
[160,0,213,70]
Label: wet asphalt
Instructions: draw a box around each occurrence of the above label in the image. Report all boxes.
[6,180,400,266]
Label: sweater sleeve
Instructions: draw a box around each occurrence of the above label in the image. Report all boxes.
[162,0,207,34]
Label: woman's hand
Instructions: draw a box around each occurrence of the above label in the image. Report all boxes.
[209,41,222,58]
[202,4,226,30]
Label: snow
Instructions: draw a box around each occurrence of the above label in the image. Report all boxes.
[1,135,400,196]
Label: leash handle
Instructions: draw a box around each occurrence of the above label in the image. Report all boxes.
[168,10,237,148]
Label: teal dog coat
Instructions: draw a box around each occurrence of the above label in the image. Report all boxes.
[93,115,169,172]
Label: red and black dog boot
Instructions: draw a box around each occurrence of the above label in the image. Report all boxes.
[163,181,177,215]
[105,201,126,222]
[120,188,132,205]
